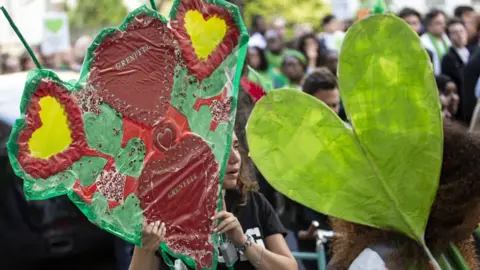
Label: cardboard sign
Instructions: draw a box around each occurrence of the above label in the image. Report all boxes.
[41,11,70,54]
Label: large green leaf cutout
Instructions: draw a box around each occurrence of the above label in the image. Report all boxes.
[246,14,443,242]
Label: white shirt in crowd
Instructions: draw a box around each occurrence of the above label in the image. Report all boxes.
[420,33,451,75]
[320,31,346,52]
[455,47,470,64]
[348,248,386,270]
[249,32,267,49]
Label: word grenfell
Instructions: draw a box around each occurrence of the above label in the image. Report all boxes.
[168,173,198,199]
[115,44,151,69]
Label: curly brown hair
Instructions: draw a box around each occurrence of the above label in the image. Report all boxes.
[235,139,259,205]
[329,120,480,269]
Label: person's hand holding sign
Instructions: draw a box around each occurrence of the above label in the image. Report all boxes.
[141,221,166,252]
[212,195,247,247]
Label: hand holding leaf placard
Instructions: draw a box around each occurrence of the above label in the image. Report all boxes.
[247,13,442,261]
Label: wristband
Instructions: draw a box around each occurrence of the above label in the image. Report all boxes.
[236,235,253,252]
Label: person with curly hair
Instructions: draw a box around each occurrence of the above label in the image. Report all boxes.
[327,120,480,269]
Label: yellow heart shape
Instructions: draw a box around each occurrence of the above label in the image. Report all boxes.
[184,10,227,61]
[29,96,73,159]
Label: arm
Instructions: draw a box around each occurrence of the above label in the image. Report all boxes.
[129,247,161,270]
[128,221,165,270]
[242,234,298,270]
[214,196,297,270]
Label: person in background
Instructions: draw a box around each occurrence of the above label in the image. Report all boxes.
[323,50,339,76]
[19,51,37,71]
[129,133,298,270]
[281,51,307,90]
[454,5,478,52]
[297,33,325,72]
[302,68,340,114]
[249,15,268,49]
[318,14,345,52]
[462,50,480,125]
[442,18,470,121]
[272,16,287,38]
[398,8,423,35]
[2,55,20,74]
[265,30,296,88]
[287,23,315,50]
[72,35,93,72]
[436,75,460,119]
[328,120,480,269]
[421,9,451,75]
[247,46,273,86]
[342,19,354,32]
[398,7,435,62]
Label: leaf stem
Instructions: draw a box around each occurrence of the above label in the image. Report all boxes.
[0,6,42,69]
[149,0,157,10]
[421,240,441,270]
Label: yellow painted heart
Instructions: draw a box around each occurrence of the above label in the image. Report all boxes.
[184,10,227,61]
[29,96,73,158]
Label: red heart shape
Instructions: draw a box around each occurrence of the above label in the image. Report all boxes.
[17,80,88,179]
[87,14,177,127]
[138,134,219,269]
[170,0,240,82]
[153,121,178,152]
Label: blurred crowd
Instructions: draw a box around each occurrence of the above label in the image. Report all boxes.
[0,35,92,74]
[243,5,480,128]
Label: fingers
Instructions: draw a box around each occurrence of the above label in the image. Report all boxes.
[222,195,227,211]
[142,221,167,251]
[214,216,236,232]
[218,222,238,234]
[144,220,155,234]
[153,223,166,248]
[212,211,229,221]
[152,221,164,235]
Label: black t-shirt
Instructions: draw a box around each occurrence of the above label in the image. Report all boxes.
[159,190,287,270]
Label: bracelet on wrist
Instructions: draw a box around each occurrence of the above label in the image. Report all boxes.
[236,235,253,252]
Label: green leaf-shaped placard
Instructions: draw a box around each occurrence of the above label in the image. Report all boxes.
[247,14,442,241]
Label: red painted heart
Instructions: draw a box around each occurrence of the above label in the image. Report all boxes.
[153,121,178,152]
[17,79,88,179]
[170,0,240,81]
[138,134,219,269]
[87,14,177,127]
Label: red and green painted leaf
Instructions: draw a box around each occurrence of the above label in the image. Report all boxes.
[7,1,248,269]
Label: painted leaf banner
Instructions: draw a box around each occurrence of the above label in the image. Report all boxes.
[247,14,442,241]
[7,1,249,269]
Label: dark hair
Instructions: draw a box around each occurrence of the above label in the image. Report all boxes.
[248,46,268,72]
[435,74,453,93]
[19,51,33,71]
[251,14,264,30]
[0,53,8,74]
[233,133,259,205]
[446,17,466,36]
[322,14,336,27]
[398,7,422,20]
[297,33,324,67]
[281,54,306,72]
[330,120,480,269]
[302,68,337,95]
[424,9,447,28]
[454,6,474,18]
